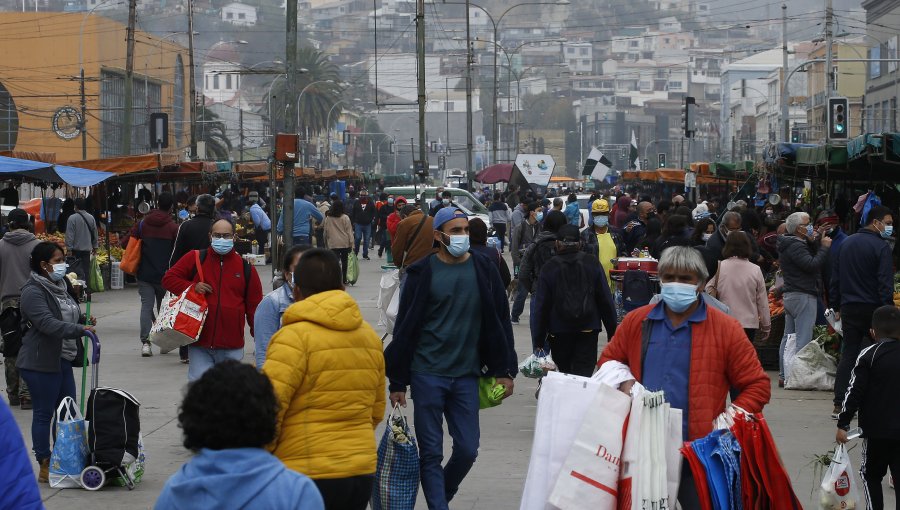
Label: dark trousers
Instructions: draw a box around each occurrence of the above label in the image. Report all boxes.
[71,250,91,282]
[332,248,350,283]
[411,373,479,510]
[835,304,879,406]
[744,328,756,342]
[493,223,507,252]
[254,227,269,249]
[861,437,900,510]
[313,474,374,510]
[511,282,529,320]
[19,359,76,461]
[548,331,599,377]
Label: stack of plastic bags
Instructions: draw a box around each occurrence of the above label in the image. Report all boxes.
[518,350,557,379]
[519,362,682,510]
[682,408,802,510]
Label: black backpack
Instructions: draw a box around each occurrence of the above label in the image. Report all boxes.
[621,269,654,311]
[0,306,23,357]
[554,252,597,323]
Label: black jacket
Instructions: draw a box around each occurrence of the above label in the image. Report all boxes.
[830,228,894,309]
[472,244,512,288]
[169,214,215,267]
[123,210,178,285]
[351,200,377,226]
[519,231,557,293]
[837,339,900,439]
[776,235,828,296]
[385,251,517,392]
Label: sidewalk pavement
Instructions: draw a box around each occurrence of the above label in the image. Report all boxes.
[2,256,894,509]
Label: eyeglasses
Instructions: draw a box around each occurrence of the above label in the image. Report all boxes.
[211,233,233,239]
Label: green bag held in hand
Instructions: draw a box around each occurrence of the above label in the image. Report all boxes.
[89,256,104,293]
[478,377,506,409]
[346,252,359,285]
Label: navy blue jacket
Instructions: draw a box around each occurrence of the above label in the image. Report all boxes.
[830,228,894,309]
[384,251,517,392]
[0,399,42,509]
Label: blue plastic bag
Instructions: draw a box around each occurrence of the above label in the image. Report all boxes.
[371,405,419,510]
[49,397,90,488]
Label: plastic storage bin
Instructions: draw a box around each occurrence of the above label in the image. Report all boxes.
[110,262,124,290]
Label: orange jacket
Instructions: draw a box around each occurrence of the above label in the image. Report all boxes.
[598,302,771,440]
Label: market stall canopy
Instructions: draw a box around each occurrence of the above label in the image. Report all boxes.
[475,164,513,184]
[0,156,113,186]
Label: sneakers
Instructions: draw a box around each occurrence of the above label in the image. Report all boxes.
[511,317,520,325]
[363,256,371,261]
[831,405,841,420]
[141,342,153,357]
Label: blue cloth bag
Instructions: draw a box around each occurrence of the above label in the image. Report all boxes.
[690,429,743,510]
[371,405,420,510]
[49,397,90,488]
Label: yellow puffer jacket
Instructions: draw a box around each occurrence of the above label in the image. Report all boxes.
[263,289,386,479]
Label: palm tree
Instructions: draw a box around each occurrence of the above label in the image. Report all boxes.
[197,106,232,161]
[268,47,343,135]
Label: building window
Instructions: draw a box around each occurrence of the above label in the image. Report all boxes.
[582,59,590,66]
[0,82,19,151]
[173,55,184,148]
[669,80,682,89]
[213,75,220,90]
[205,75,209,90]
[101,70,161,156]
[883,101,891,132]
[444,101,454,111]
[226,11,233,19]
[580,47,588,55]
[226,74,232,89]
[567,47,574,54]
[870,45,881,79]
[238,12,246,19]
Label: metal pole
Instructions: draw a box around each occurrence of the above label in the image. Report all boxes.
[781,3,789,142]
[284,0,298,253]
[122,0,137,155]
[187,0,197,159]
[465,7,474,188]
[239,108,244,162]
[492,20,499,166]
[416,0,427,201]
[80,68,87,160]
[824,0,833,143]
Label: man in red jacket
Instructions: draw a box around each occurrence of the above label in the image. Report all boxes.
[598,246,770,509]
[163,218,263,381]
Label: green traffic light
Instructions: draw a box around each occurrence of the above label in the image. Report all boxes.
[835,124,845,133]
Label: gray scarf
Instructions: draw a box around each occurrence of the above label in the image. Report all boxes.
[31,272,81,361]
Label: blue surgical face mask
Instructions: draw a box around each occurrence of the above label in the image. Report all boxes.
[536,212,544,222]
[441,233,470,257]
[211,237,234,255]
[805,224,814,238]
[442,198,451,206]
[50,263,68,282]
[660,282,699,313]
[593,215,609,227]
[882,224,894,239]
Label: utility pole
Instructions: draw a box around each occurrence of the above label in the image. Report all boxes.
[122,0,137,156]
[781,3,789,141]
[283,0,298,252]
[239,108,244,162]
[80,68,87,160]
[464,0,473,189]
[824,0,834,143]
[187,0,197,159]
[416,0,427,209]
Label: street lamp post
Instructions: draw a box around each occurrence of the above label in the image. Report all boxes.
[295,79,335,135]
[325,98,360,167]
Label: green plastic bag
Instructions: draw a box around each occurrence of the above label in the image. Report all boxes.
[346,251,359,285]
[478,377,506,409]
[88,256,104,293]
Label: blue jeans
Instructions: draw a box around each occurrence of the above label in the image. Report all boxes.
[411,373,480,510]
[138,281,166,341]
[19,359,76,461]
[779,292,817,379]
[511,281,529,320]
[187,346,244,382]
[354,224,371,257]
[292,235,311,246]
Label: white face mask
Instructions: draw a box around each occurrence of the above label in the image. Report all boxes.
[701,233,713,241]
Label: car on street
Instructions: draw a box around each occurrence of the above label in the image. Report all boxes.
[384,186,491,226]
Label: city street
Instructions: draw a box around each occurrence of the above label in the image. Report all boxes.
[3,257,895,509]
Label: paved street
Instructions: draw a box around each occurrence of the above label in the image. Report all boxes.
[3,256,895,509]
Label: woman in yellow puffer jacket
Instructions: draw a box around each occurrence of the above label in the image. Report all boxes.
[263,249,386,510]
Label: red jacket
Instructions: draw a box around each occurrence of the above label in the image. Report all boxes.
[598,302,771,440]
[162,249,263,350]
[387,212,402,238]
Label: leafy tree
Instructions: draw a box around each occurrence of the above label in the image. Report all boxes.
[197,106,232,161]
[267,47,343,135]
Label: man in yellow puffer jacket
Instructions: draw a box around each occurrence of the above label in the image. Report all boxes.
[263,248,386,510]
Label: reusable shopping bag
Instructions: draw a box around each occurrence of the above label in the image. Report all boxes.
[111,433,145,487]
[785,340,837,391]
[377,269,400,333]
[49,397,90,488]
[520,371,605,510]
[119,221,142,275]
[346,251,359,285]
[548,382,631,509]
[88,255,104,293]
[371,405,419,510]
[149,251,208,354]
[478,377,506,409]
[819,444,860,510]
[730,412,802,509]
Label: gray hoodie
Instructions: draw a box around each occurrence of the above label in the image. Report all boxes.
[776,234,828,296]
[0,229,39,302]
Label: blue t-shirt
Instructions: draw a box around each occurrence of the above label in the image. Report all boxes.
[411,255,482,377]
[642,296,707,440]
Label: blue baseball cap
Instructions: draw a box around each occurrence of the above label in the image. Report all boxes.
[433,207,468,231]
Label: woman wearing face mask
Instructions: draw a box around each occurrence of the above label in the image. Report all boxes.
[690,217,716,247]
[253,246,308,369]
[16,242,95,482]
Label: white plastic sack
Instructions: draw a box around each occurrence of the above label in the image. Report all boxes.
[518,351,557,379]
[547,383,632,509]
[824,308,843,336]
[819,444,860,510]
[519,371,605,510]
[785,341,837,391]
[377,269,400,333]
[783,333,797,378]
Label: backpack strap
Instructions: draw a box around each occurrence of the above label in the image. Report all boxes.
[193,248,251,300]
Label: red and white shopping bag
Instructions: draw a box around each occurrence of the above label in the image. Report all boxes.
[149,251,208,353]
[547,383,631,509]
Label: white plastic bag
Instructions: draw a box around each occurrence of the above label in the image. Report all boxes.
[819,444,860,510]
[785,341,837,391]
[377,269,400,333]
[547,383,632,509]
[518,351,557,379]
[824,308,843,336]
[783,333,797,378]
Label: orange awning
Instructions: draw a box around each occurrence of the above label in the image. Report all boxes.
[60,154,160,175]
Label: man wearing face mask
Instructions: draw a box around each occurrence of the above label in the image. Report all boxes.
[163,219,263,381]
[701,211,761,280]
[510,202,543,324]
[599,246,770,508]
[385,207,516,510]
[622,201,655,254]
[429,190,455,217]
[776,212,832,388]
[580,199,623,289]
[350,190,377,260]
[830,205,895,419]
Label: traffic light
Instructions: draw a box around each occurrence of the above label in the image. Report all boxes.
[828,97,849,140]
[682,96,697,138]
[790,126,800,143]
[342,130,350,145]
[389,141,395,154]
[658,153,666,168]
